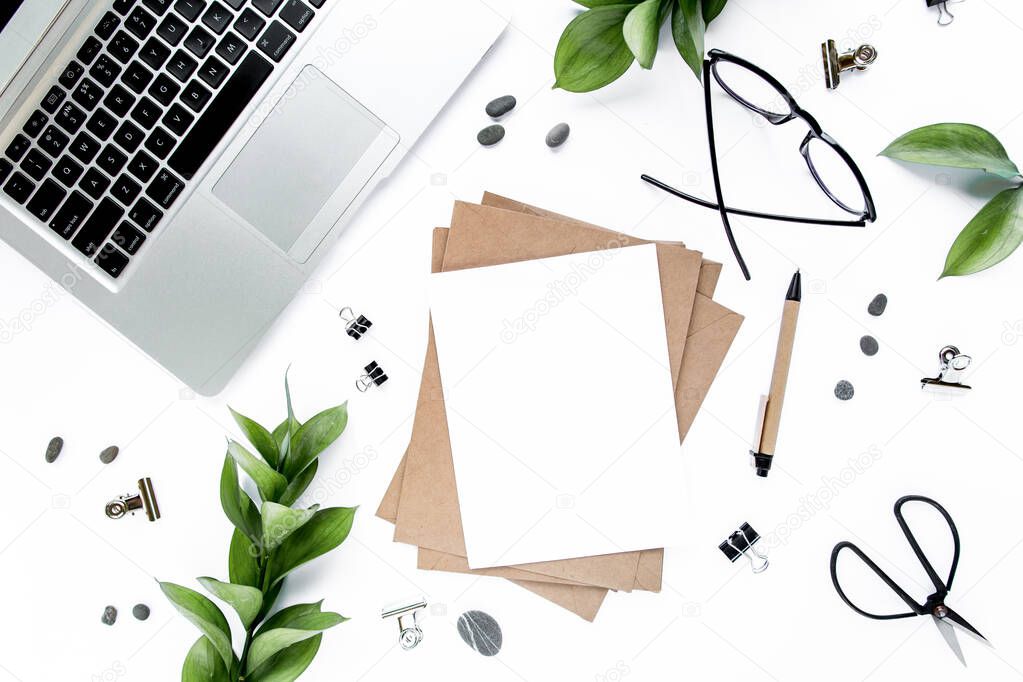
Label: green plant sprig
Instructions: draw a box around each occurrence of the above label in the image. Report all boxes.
[553,0,729,93]
[881,123,1023,278]
[160,371,356,682]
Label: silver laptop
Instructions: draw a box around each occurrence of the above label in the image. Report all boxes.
[0,0,506,394]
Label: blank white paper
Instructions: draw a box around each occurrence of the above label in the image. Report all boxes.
[429,243,684,568]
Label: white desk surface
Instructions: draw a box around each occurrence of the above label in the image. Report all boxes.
[3,1,1023,680]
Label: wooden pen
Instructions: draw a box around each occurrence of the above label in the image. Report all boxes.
[752,270,801,477]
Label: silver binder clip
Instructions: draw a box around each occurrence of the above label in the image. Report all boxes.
[921,345,971,392]
[382,599,426,650]
[339,307,373,340]
[822,40,877,90]
[719,523,769,573]
[928,0,962,25]
[356,361,388,392]
[105,477,161,522]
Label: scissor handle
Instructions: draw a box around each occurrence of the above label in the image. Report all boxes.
[830,541,924,619]
[894,495,960,595]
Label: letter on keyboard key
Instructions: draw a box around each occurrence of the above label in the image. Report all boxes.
[168,51,272,179]
[72,197,124,256]
[49,191,93,239]
[26,179,67,221]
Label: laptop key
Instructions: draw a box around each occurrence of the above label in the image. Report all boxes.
[87,109,118,141]
[181,80,212,111]
[131,97,162,129]
[110,31,141,64]
[123,61,155,94]
[175,0,207,21]
[252,0,284,16]
[162,103,194,135]
[53,156,85,187]
[280,0,313,32]
[70,132,102,164]
[168,51,272,180]
[308,0,325,8]
[222,0,245,8]
[41,86,67,114]
[184,26,215,58]
[95,244,130,278]
[20,149,53,181]
[157,13,188,46]
[129,151,159,182]
[49,191,93,238]
[234,9,265,40]
[111,175,142,205]
[198,56,228,88]
[256,21,295,63]
[55,102,87,134]
[58,61,84,89]
[23,110,49,138]
[112,222,146,254]
[89,54,122,87]
[26,179,68,221]
[202,2,231,34]
[114,120,145,152]
[167,50,198,81]
[126,6,158,39]
[81,168,112,200]
[0,159,13,184]
[3,172,35,204]
[97,145,129,176]
[149,73,181,105]
[113,0,137,15]
[73,198,124,256]
[146,168,184,208]
[145,127,175,159]
[77,36,104,65]
[142,0,172,15]
[129,197,163,231]
[95,12,121,40]
[216,32,247,64]
[72,78,103,111]
[104,84,137,117]
[38,126,70,156]
[140,38,172,69]
[5,134,30,162]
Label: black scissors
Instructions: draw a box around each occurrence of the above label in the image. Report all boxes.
[830,495,990,665]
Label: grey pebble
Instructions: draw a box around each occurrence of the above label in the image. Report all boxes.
[456,610,502,656]
[867,293,887,317]
[545,122,570,148]
[45,437,63,463]
[860,335,879,356]
[101,605,118,626]
[477,125,505,147]
[485,95,516,118]
[99,445,119,464]
[132,603,150,621]
[834,380,855,401]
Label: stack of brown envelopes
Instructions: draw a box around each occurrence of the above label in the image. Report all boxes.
[375,193,744,621]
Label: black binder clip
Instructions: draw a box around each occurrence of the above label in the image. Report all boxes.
[339,307,373,340]
[356,361,388,392]
[382,598,426,650]
[105,477,161,522]
[927,0,961,25]
[719,523,768,573]
[921,345,971,392]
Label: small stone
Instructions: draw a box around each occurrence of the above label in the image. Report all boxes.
[132,604,150,621]
[99,446,119,464]
[860,335,879,356]
[45,437,63,463]
[485,95,516,118]
[456,610,502,656]
[477,124,505,147]
[545,122,570,148]
[834,380,855,401]
[101,606,118,626]
[867,293,887,317]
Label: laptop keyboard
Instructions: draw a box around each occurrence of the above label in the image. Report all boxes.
[0,0,324,280]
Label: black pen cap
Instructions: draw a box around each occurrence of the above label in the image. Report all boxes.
[786,270,801,302]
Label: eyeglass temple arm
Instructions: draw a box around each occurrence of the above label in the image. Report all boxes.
[830,541,924,620]
[640,174,867,228]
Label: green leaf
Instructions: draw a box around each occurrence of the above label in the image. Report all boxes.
[197,577,263,630]
[160,582,235,669]
[228,528,259,588]
[278,459,318,507]
[880,123,1021,180]
[255,581,284,623]
[247,636,321,682]
[622,0,662,69]
[245,613,347,674]
[220,456,261,544]
[181,636,233,682]
[256,601,325,634]
[228,440,287,503]
[230,408,280,469]
[282,403,348,479]
[703,0,728,22]
[941,187,1023,277]
[261,501,318,553]
[671,0,705,80]
[553,5,635,93]
[573,0,641,6]
[268,507,357,587]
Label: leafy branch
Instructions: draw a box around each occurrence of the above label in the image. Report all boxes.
[160,371,356,681]
[881,123,1023,278]
[553,0,729,93]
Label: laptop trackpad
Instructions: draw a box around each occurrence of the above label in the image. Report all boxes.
[213,66,398,261]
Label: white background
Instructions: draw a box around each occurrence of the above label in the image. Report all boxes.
[2,0,1023,680]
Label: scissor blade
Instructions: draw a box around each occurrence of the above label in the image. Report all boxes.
[933,615,967,666]
[945,608,991,647]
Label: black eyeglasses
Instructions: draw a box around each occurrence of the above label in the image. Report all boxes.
[642,49,877,280]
